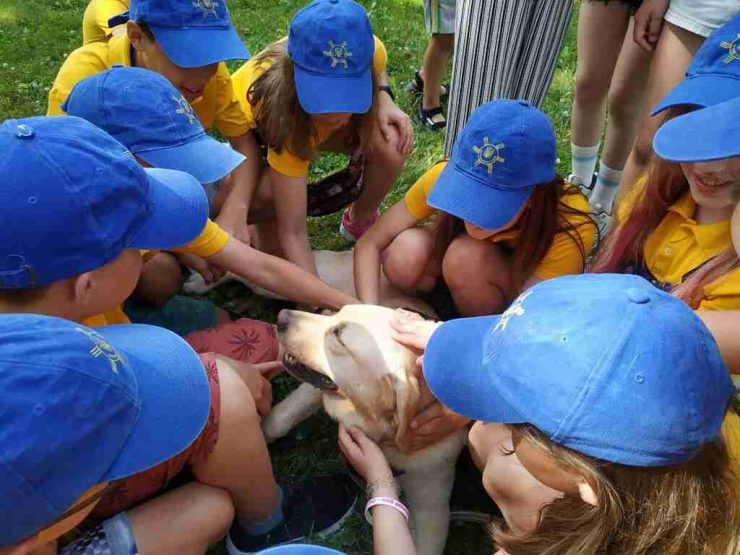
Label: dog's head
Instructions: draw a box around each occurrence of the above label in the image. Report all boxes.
[277,305,422,451]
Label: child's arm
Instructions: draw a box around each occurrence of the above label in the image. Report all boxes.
[209,238,358,310]
[354,202,419,304]
[271,169,320,276]
[218,132,263,244]
[697,311,740,375]
[338,425,416,555]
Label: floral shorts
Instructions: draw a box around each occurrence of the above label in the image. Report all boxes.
[85,319,278,522]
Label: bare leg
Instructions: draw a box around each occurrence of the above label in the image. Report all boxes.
[618,22,704,199]
[129,483,234,555]
[421,33,454,123]
[382,226,439,293]
[349,124,407,223]
[191,363,281,523]
[601,20,654,170]
[571,0,632,150]
[134,253,182,306]
[442,235,512,316]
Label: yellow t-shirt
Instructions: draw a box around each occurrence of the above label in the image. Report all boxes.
[231,36,388,178]
[404,161,595,281]
[618,179,740,311]
[47,34,250,138]
[82,0,129,44]
[84,219,230,327]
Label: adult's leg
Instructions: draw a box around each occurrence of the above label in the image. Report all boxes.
[421,33,455,122]
[383,226,439,293]
[618,21,704,198]
[443,0,530,156]
[350,124,407,223]
[510,0,574,108]
[589,17,654,212]
[129,483,234,555]
[570,1,632,184]
[442,234,513,316]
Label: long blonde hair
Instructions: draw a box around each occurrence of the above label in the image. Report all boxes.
[493,422,740,554]
[247,40,378,162]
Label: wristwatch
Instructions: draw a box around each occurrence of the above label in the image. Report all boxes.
[377,85,395,102]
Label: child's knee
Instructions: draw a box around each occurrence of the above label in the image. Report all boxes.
[368,125,408,169]
[195,484,235,541]
[218,363,261,428]
[136,253,182,305]
[384,231,434,289]
[441,237,484,287]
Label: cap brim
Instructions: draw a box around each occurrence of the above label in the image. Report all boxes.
[130,167,209,250]
[651,75,740,116]
[294,65,372,114]
[138,135,246,184]
[653,101,740,162]
[97,324,211,480]
[427,163,533,229]
[424,316,527,424]
[151,25,250,68]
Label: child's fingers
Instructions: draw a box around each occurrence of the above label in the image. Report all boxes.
[254,360,286,380]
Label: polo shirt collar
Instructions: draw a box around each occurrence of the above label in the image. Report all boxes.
[670,192,730,253]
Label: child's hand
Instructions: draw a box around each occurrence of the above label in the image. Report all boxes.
[390,308,442,356]
[338,424,393,485]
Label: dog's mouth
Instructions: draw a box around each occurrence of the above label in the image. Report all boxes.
[283,352,338,391]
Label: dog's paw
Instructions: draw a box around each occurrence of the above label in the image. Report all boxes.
[261,414,293,443]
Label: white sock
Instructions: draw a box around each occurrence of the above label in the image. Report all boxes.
[570,143,600,185]
[589,160,623,214]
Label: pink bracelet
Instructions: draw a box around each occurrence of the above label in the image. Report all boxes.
[364,496,410,525]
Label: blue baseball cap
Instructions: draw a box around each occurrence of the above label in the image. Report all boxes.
[288,0,375,114]
[653,96,740,162]
[63,67,245,184]
[423,273,734,467]
[652,13,740,115]
[126,0,250,68]
[428,100,557,230]
[0,314,210,546]
[0,116,208,288]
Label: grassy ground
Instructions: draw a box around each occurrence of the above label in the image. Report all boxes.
[0,1,580,552]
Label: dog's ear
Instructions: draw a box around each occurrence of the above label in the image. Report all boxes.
[393,349,422,454]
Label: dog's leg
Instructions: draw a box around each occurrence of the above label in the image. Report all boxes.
[398,461,457,555]
[261,383,323,442]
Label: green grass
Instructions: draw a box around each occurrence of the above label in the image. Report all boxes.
[0,1,580,552]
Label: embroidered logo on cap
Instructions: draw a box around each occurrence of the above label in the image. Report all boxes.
[720,34,740,64]
[76,328,125,374]
[173,95,197,125]
[193,0,220,18]
[324,41,353,69]
[473,137,505,174]
[493,290,532,333]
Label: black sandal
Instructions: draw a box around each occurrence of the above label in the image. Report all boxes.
[405,70,449,100]
[416,104,447,130]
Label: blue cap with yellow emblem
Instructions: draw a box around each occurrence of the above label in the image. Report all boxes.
[653,95,740,162]
[0,116,208,289]
[422,273,734,467]
[126,0,250,68]
[0,314,211,546]
[63,67,245,184]
[288,0,375,114]
[428,100,556,230]
[652,13,740,115]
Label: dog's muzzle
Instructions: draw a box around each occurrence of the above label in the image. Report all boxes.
[283,353,338,391]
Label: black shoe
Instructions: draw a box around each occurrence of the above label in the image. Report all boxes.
[416,104,447,130]
[449,450,500,524]
[226,474,358,554]
[405,70,449,100]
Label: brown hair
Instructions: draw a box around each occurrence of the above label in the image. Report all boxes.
[433,176,598,291]
[247,40,378,162]
[494,423,740,555]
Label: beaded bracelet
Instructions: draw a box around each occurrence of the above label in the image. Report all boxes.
[364,497,410,525]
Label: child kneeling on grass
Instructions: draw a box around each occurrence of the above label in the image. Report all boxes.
[383,273,739,554]
[230,0,412,266]
[354,100,597,319]
[63,66,357,335]
[0,117,357,554]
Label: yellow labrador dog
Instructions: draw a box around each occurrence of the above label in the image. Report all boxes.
[261,251,467,555]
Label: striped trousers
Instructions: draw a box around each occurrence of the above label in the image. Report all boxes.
[444,0,574,156]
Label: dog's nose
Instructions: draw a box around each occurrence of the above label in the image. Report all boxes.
[276,309,292,333]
